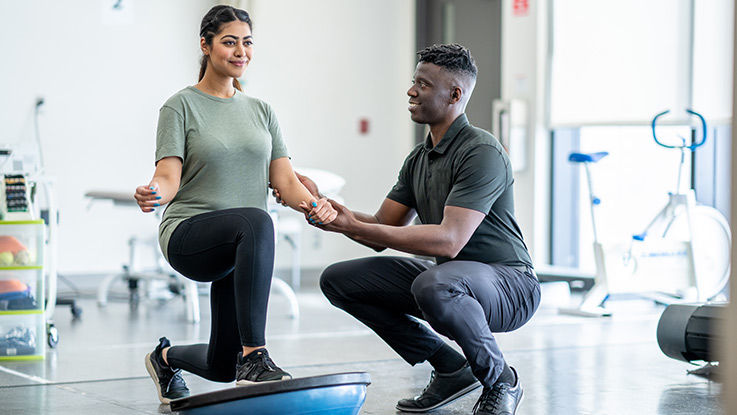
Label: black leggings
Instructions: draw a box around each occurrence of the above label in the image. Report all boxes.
[164,207,275,382]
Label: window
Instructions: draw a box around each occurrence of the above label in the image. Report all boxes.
[548,0,732,268]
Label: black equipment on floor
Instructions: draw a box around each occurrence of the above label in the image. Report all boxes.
[656,303,725,363]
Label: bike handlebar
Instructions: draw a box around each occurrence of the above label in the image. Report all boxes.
[651,109,707,150]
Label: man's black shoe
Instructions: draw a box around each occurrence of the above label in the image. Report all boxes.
[235,349,292,385]
[473,367,523,415]
[144,337,190,404]
[396,363,481,413]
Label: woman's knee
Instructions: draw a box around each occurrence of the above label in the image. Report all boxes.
[236,208,274,238]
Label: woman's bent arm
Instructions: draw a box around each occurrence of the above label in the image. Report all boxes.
[269,157,336,223]
[134,156,183,213]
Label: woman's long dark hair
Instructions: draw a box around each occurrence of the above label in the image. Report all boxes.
[198,5,252,91]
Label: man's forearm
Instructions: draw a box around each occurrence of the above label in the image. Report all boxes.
[344,221,455,258]
[344,211,387,251]
[352,211,380,224]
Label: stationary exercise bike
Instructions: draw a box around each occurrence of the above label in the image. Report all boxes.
[560,109,731,317]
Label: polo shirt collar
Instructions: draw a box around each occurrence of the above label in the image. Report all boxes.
[423,114,469,155]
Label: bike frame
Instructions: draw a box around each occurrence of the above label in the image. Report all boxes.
[561,110,723,317]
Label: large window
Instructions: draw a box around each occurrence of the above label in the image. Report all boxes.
[548,0,733,268]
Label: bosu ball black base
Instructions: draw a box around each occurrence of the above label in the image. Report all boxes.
[170,372,371,415]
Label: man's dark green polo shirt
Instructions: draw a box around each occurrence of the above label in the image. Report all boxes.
[387,114,532,267]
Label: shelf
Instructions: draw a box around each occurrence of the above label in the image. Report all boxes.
[0,309,44,316]
[0,220,44,225]
[0,355,43,361]
[0,266,42,271]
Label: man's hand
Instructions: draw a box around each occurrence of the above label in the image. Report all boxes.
[298,198,338,225]
[271,172,320,206]
[311,199,356,234]
[295,172,319,197]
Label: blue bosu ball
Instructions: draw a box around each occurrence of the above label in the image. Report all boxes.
[170,372,371,415]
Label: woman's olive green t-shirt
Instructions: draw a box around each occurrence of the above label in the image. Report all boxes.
[155,86,288,261]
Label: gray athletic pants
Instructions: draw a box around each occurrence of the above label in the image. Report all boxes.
[320,256,540,387]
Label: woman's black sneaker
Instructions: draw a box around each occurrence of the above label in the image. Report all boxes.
[144,337,190,404]
[396,362,481,412]
[235,349,292,385]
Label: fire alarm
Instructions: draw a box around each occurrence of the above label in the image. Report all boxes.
[359,118,370,134]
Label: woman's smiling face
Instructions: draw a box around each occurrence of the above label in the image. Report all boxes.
[202,20,253,79]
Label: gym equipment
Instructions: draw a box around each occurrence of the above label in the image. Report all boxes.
[560,110,731,317]
[170,372,371,415]
[657,303,724,363]
[0,98,78,351]
[657,303,724,379]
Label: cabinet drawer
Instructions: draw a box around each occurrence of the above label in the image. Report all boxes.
[0,221,44,268]
[0,269,43,311]
[0,312,44,359]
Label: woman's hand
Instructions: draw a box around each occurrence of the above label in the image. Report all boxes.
[134,182,163,213]
[134,157,181,213]
[314,199,354,233]
[298,197,337,225]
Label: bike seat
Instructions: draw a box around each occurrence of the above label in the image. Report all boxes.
[568,152,609,163]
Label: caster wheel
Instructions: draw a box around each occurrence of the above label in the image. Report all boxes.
[71,305,83,319]
[47,325,59,348]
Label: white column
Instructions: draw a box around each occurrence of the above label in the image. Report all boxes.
[500,0,551,264]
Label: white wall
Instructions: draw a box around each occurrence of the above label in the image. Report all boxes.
[0,0,416,275]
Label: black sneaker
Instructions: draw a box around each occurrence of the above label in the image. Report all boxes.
[235,349,292,385]
[144,337,190,404]
[473,367,523,415]
[396,363,481,413]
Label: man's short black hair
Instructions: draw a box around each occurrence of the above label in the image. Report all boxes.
[417,44,477,79]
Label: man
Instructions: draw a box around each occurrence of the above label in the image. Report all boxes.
[282,44,540,415]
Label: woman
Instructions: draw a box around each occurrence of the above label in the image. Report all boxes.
[134,5,337,404]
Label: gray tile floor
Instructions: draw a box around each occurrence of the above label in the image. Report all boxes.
[0,271,723,414]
